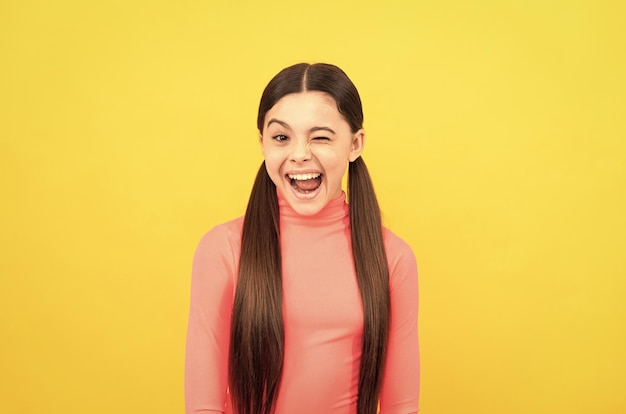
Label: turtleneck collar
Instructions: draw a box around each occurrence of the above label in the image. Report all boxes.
[278,191,349,224]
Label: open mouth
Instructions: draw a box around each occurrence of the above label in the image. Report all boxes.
[287,173,323,194]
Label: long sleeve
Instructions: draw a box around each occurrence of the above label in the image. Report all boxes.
[185,221,241,414]
[185,196,419,414]
[380,230,420,414]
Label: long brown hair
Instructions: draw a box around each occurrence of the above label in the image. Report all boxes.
[229,63,390,414]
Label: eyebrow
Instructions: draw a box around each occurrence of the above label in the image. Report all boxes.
[267,118,336,135]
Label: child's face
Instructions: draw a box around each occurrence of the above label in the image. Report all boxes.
[260,91,364,216]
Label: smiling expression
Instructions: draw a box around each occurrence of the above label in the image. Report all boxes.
[260,91,365,216]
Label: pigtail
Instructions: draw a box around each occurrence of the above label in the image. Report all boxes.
[348,157,391,414]
[231,62,390,414]
[230,161,283,414]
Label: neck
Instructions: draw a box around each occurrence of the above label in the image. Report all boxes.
[278,191,348,223]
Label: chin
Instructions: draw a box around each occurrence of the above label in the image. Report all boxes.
[289,200,327,216]
[279,186,330,216]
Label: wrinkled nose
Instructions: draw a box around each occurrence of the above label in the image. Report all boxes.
[289,140,311,163]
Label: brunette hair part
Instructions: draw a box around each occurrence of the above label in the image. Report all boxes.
[230,63,390,414]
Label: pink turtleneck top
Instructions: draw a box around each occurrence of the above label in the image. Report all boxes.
[185,193,419,413]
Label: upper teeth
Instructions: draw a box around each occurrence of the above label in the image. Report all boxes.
[288,173,321,180]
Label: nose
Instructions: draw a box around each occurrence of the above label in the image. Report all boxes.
[289,139,311,163]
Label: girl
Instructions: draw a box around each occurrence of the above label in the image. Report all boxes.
[185,63,419,414]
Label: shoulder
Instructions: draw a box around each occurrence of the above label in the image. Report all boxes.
[382,227,418,287]
[194,216,244,267]
[383,227,417,265]
[198,216,244,245]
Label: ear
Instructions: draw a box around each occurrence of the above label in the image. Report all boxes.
[348,129,365,162]
[259,132,265,154]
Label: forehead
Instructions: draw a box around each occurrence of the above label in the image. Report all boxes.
[264,91,346,129]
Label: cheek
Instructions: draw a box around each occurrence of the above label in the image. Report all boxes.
[261,146,282,164]
[316,148,350,171]
[262,150,285,179]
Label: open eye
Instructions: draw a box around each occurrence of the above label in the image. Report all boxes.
[273,134,289,142]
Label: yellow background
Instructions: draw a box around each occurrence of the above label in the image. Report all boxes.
[1,0,624,413]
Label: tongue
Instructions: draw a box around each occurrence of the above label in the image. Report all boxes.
[294,177,322,191]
